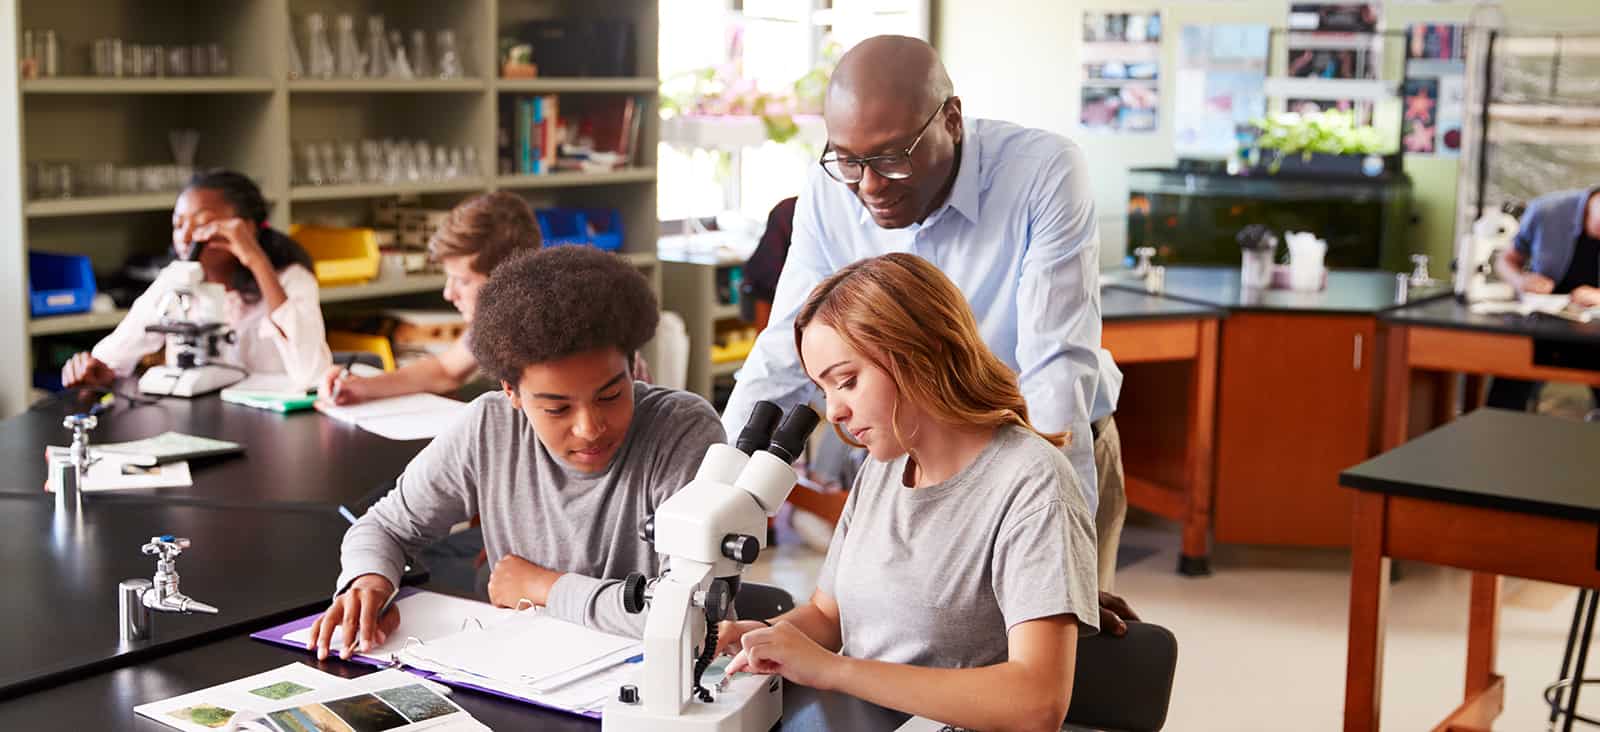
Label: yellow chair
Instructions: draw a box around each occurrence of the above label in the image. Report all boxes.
[326,331,396,372]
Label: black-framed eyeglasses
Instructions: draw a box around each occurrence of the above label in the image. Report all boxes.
[819,98,951,184]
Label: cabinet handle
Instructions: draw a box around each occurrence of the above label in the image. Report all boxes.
[1353,333,1363,371]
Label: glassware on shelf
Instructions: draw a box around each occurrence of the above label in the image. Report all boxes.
[287,29,304,80]
[462,146,480,178]
[306,13,336,79]
[207,43,228,76]
[166,46,190,77]
[41,30,59,78]
[145,45,165,78]
[338,142,361,184]
[436,30,462,79]
[411,140,431,181]
[21,30,37,80]
[361,139,383,183]
[409,30,432,79]
[335,13,363,78]
[301,142,325,186]
[92,38,124,77]
[389,30,414,79]
[169,129,200,175]
[365,15,390,79]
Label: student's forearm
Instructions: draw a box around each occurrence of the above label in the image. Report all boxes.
[1494,250,1527,287]
[768,603,842,652]
[252,262,290,319]
[829,658,1070,732]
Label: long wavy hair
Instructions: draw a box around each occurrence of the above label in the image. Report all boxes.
[793,252,1067,452]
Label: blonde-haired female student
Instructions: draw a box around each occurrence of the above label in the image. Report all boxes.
[721,252,1098,732]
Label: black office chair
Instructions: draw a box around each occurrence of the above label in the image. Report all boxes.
[1064,621,1179,732]
[733,581,796,622]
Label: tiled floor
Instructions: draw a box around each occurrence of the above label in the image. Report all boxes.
[747,514,1592,731]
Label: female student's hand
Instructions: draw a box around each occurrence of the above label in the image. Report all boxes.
[715,619,769,656]
[307,573,401,661]
[1572,286,1600,308]
[487,554,563,608]
[60,352,116,389]
[725,621,844,691]
[193,217,271,274]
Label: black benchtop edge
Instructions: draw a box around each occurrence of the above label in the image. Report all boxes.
[1379,312,1600,345]
[0,597,330,703]
[0,491,350,515]
[1339,470,1600,525]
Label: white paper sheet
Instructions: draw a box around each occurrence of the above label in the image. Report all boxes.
[358,411,465,441]
[284,591,517,660]
[402,611,640,690]
[44,452,192,493]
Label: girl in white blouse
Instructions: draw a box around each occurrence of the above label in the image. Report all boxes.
[60,170,331,390]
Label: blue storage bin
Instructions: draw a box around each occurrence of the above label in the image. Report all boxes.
[28,252,97,317]
[535,208,625,252]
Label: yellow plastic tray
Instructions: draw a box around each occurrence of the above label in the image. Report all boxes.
[289,225,381,287]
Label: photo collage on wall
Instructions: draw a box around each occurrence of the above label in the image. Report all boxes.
[1174,24,1270,159]
[1400,23,1466,157]
[1284,2,1382,123]
[1081,11,1163,133]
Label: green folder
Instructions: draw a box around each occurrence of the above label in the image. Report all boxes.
[220,392,318,413]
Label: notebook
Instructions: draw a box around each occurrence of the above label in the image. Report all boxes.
[44,449,193,493]
[315,393,467,441]
[222,375,319,413]
[253,589,642,719]
[133,662,487,732]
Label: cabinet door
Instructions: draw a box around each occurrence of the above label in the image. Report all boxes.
[1213,313,1377,547]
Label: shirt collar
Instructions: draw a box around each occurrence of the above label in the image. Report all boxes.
[853,119,984,228]
[1577,185,1600,238]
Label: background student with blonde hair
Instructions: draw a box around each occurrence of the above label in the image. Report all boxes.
[722,253,1097,732]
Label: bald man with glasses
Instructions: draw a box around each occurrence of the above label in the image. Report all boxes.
[724,36,1133,617]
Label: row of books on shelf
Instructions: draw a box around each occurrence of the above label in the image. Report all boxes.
[497,94,648,176]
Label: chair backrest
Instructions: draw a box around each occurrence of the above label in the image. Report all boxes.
[734,581,796,622]
[1064,621,1178,732]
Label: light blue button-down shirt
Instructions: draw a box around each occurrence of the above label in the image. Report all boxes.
[721,118,1122,511]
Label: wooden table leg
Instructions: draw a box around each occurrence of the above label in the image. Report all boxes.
[1346,491,1390,732]
[1462,374,1487,412]
[1430,371,1457,428]
[1465,573,1501,698]
[1179,319,1219,575]
[1379,324,1411,452]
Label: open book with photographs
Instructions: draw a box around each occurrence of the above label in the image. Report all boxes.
[134,662,488,731]
[252,588,643,719]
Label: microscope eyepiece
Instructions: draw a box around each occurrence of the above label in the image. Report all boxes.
[767,404,821,463]
[735,401,783,455]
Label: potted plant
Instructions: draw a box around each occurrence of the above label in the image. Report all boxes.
[1250,111,1400,178]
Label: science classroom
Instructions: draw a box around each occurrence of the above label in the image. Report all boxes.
[1,1,1598,730]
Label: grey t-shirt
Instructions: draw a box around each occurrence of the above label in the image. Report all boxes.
[337,381,726,637]
[818,424,1099,669]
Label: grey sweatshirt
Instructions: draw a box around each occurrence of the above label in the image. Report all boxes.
[336,382,727,636]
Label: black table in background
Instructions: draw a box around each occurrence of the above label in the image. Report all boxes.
[0,632,912,731]
[0,495,351,700]
[1100,285,1225,322]
[1382,295,1600,345]
[0,389,430,508]
[1109,265,1445,315]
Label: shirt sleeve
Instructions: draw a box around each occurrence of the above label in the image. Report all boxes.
[991,467,1100,635]
[334,398,486,595]
[90,266,185,376]
[545,393,729,638]
[720,172,834,440]
[1013,144,1106,509]
[260,265,333,389]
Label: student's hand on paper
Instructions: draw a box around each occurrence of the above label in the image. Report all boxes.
[715,620,769,656]
[1572,286,1600,308]
[1519,273,1556,295]
[1098,590,1141,638]
[61,352,115,390]
[308,574,400,661]
[725,621,842,690]
[317,365,368,406]
[487,554,563,609]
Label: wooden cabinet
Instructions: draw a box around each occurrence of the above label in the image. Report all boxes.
[1212,313,1380,547]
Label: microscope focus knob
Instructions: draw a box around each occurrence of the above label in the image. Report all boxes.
[721,534,760,564]
[704,579,731,622]
[622,572,648,614]
[638,515,655,544]
[618,684,639,704]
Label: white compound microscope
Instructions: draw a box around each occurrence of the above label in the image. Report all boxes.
[1453,204,1522,304]
[604,401,819,732]
[136,261,245,397]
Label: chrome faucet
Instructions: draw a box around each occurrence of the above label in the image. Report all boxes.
[119,535,219,643]
[55,413,98,515]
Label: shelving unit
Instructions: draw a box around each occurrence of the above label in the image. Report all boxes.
[2,0,662,413]
[661,255,748,401]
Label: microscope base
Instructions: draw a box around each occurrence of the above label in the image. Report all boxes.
[138,366,245,398]
[602,672,782,732]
